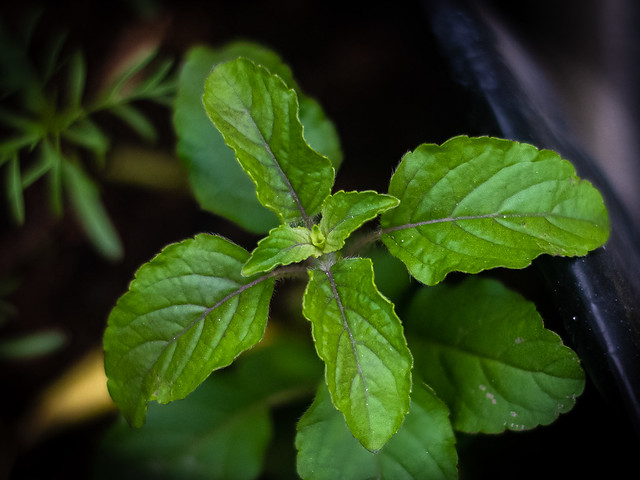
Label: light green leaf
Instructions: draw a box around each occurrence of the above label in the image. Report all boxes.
[405,276,585,433]
[95,339,321,480]
[302,257,412,452]
[296,382,457,480]
[62,160,123,260]
[203,57,335,225]
[319,190,399,252]
[109,103,157,142]
[103,234,276,428]
[380,136,610,285]
[5,155,25,224]
[241,224,321,277]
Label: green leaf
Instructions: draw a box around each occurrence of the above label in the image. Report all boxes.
[5,155,25,224]
[0,330,65,359]
[174,46,278,233]
[103,234,276,428]
[302,257,412,451]
[62,117,110,159]
[67,50,86,109]
[0,106,44,134]
[203,57,335,225]
[41,139,63,216]
[241,224,321,277]
[298,96,343,169]
[380,136,610,285]
[134,57,175,98]
[109,103,157,142]
[95,339,321,480]
[296,382,457,480]
[62,160,123,260]
[98,49,158,103]
[39,29,67,82]
[0,132,42,159]
[319,190,399,252]
[22,145,54,187]
[405,276,585,433]
[174,43,342,232]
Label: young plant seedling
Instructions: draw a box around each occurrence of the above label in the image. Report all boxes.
[103,46,609,479]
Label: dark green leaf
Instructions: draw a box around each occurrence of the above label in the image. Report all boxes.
[103,234,276,428]
[67,50,86,109]
[134,58,175,97]
[405,276,585,433]
[298,96,343,169]
[109,103,157,142]
[40,29,68,82]
[0,330,66,359]
[302,257,412,451]
[62,118,109,159]
[296,382,457,480]
[173,46,278,232]
[99,49,158,103]
[0,132,42,160]
[21,144,55,187]
[5,155,25,224]
[41,139,63,216]
[62,160,123,260]
[0,106,43,134]
[381,136,610,285]
[95,339,321,480]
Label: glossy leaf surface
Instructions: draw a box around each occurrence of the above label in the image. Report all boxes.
[302,258,412,451]
[103,234,275,427]
[381,136,610,285]
[242,224,321,276]
[296,382,457,480]
[405,276,585,432]
[319,190,399,252]
[203,58,335,225]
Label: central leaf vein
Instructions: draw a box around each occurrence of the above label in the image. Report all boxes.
[222,72,311,226]
[326,269,370,409]
[383,211,587,235]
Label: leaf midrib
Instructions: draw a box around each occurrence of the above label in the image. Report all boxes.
[383,210,600,234]
[220,67,311,226]
[326,268,372,427]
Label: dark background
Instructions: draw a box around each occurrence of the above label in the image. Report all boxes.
[1,0,638,478]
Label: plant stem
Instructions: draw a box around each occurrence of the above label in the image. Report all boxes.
[344,229,382,257]
[271,263,310,281]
